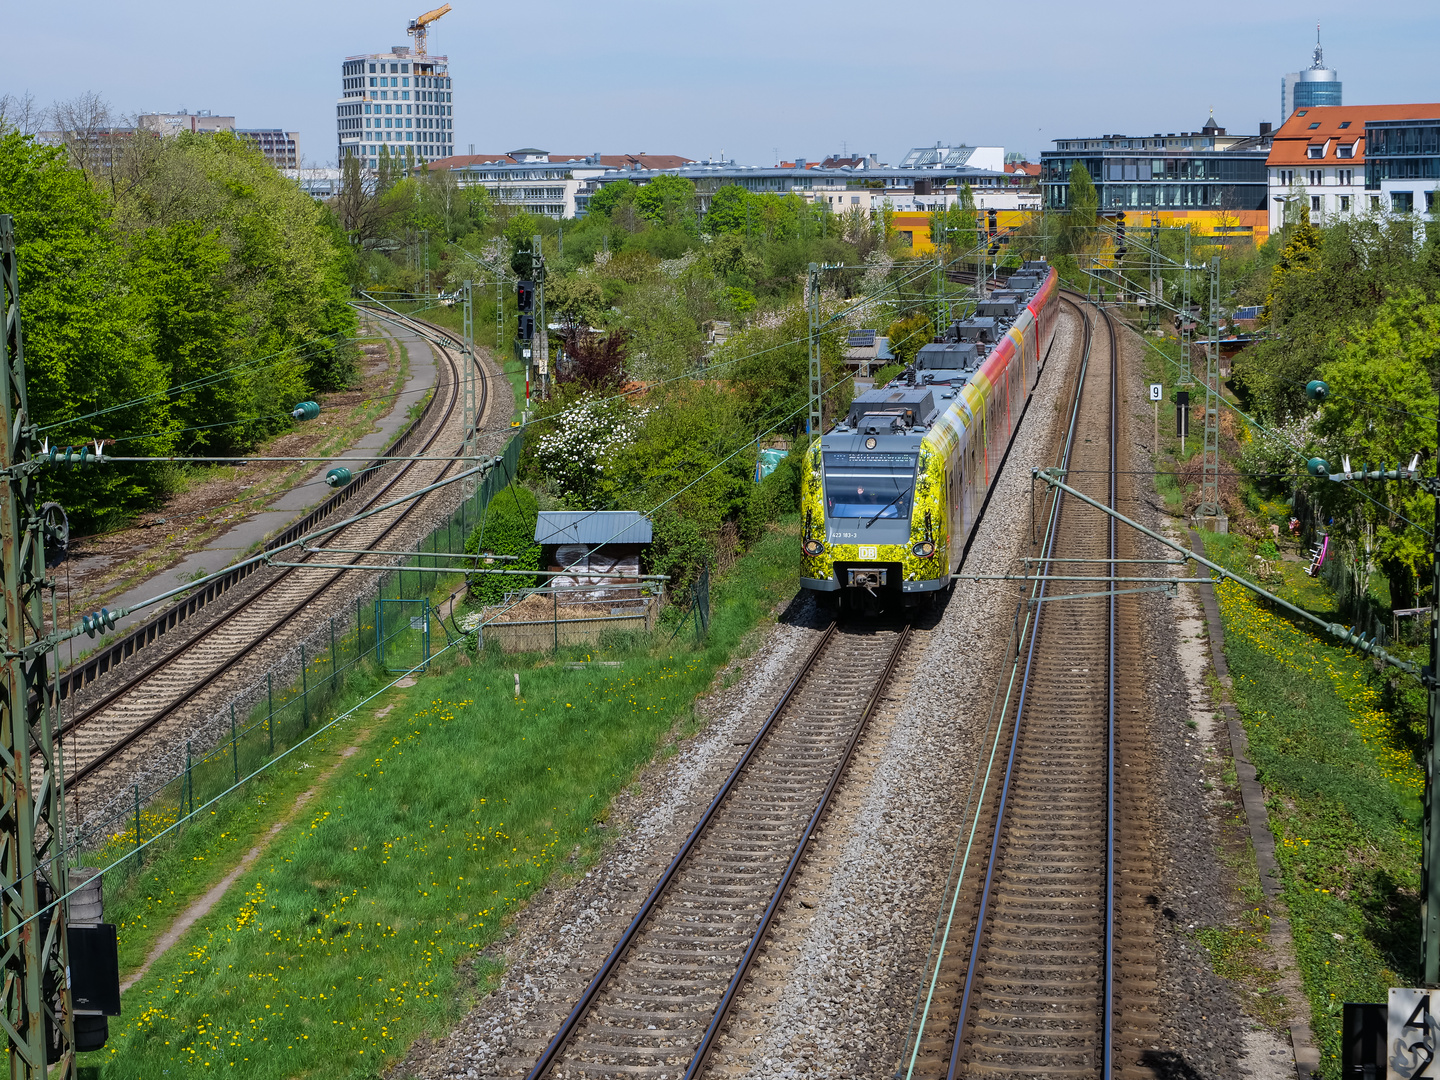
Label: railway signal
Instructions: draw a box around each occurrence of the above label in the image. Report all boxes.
[516,279,534,313]
[1114,211,1126,260]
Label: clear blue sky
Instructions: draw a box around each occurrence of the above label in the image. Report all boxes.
[6,0,1438,167]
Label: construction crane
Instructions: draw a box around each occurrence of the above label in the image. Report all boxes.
[407,4,451,56]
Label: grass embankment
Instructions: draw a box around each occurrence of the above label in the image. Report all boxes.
[1203,532,1421,1076]
[84,518,802,1079]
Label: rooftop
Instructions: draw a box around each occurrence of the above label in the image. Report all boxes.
[427,151,693,171]
[1266,103,1440,166]
[535,511,653,546]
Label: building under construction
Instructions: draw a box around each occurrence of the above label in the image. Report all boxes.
[337,4,455,168]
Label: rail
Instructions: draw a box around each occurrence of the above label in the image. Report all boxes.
[527,619,912,1079]
[900,291,1123,1078]
[57,307,486,788]
[54,310,454,701]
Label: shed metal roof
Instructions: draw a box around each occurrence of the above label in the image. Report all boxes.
[535,511,653,545]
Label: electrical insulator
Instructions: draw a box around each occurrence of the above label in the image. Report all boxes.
[291,401,321,421]
[325,467,353,488]
[81,607,119,638]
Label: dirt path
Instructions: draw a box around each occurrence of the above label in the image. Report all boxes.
[118,696,407,993]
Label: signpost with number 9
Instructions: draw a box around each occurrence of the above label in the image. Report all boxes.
[1150,383,1162,454]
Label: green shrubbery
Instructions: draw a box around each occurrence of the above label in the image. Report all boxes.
[0,127,356,529]
[464,484,541,604]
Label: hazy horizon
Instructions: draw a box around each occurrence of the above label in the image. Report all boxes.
[6,0,1439,169]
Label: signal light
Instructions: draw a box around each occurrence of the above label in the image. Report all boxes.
[516,279,534,312]
[1115,212,1126,260]
[986,208,997,236]
[518,313,534,341]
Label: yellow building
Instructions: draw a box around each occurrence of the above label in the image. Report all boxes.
[889,209,1039,255]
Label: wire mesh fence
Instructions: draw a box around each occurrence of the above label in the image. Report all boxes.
[61,433,526,889]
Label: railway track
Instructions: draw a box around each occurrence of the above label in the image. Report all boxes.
[900,295,1159,1079]
[54,308,488,798]
[521,619,912,1080]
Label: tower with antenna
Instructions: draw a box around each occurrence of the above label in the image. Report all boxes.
[1281,23,1341,119]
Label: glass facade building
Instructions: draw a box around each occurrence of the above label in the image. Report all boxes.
[338,50,455,169]
[1365,120,1440,185]
[1041,131,1269,214]
[1293,78,1342,111]
[1281,31,1341,119]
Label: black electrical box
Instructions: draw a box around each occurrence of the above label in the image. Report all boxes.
[69,924,121,1017]
[1341,1002,1385,1076]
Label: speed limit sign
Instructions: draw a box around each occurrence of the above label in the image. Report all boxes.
[1149,383,1163,401]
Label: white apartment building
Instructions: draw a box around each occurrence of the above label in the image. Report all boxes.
[1267,103,1440,234]
[431,151,693,218]
[337,46,454,167]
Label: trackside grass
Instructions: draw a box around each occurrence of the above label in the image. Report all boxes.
[1203,535,1422,1076]
[84,518,801,1079]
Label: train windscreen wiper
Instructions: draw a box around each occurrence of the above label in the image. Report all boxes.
[864,486,911,529]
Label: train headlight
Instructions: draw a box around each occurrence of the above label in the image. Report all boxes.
[802,539,825,557]
[912,540,936,558]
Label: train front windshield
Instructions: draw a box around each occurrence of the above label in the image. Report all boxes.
[822,452,917,519]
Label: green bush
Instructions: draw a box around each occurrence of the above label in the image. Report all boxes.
[465,484,541,604]
[740,446,805,547]
[870,362,904,386]
[647,509,712,593]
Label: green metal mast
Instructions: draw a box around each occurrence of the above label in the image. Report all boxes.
[807,262,821,437]
[1147,215,1160,333]
[533,233,547,401]
[1196,256,1224,527]
[461,278,476,480]
[0,214,75,1077]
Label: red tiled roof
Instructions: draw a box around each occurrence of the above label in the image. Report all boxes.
[1267,103,1440,166]
[1009,162,1041,176]
[593,154,692,170]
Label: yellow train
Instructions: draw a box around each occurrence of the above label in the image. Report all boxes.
[800,263,1059,611]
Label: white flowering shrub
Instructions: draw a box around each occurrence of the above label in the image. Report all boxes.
[533,394,651,508]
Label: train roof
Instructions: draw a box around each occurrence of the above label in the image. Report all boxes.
[838,387,941,435]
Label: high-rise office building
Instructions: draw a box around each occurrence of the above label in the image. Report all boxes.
[337,46,454,168]
[1281,26,1341,120]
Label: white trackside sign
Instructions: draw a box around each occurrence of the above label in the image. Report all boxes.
[1390,987,1440,1077]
